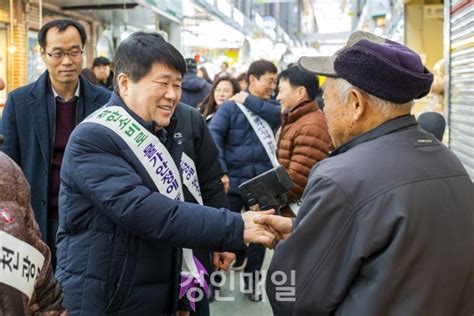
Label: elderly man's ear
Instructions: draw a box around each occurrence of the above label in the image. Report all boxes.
[348,89,367,121]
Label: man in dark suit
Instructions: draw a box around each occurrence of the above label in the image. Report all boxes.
[1,19,110,265]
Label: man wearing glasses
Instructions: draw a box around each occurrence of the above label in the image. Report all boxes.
[1,19,111,266]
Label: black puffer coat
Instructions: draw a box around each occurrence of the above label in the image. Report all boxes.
[180,73,212,108]
[56,93,244,315]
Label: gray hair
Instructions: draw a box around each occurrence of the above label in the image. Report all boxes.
[333,78,413,115]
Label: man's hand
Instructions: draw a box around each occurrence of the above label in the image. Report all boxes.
[254,214,293,241]
[221,175,230,193]
[230,91,249,104]
[242,209,277,248]
[213,252,236,271]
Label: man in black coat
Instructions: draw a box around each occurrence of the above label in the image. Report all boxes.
[1,19,110,264]
[174,103,235,315]
[257,31,474,315]
[92,56,114,91]
[180,58,212,108]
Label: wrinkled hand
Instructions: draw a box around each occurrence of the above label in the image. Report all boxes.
[242,209,278,248]
[213,252,236,271]
[221,175,230,193]
[230,91,249,104]
[247,205,281,237]
[254,214,293,241]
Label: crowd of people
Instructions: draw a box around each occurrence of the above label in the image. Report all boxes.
[0,18,473,316]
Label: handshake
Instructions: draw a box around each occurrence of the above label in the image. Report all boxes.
[241,210,293,248]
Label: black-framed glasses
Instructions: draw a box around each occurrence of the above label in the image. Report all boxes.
[45,49,83,61]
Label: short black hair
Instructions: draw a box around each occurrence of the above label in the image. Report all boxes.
[247,60,278,80]
[236,72,247,82]
[38,19,87,49]
[278,66,319,100]
[113,31,186,91]
[93,56,110,67]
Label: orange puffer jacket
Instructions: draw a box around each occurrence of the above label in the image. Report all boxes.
[277,100,332,207]
[0,152,66,316]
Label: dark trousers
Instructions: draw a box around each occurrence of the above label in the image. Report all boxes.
[47,218,59,271]
[227,194,266,288]
[178,285,210,316]
[190,297,210,316]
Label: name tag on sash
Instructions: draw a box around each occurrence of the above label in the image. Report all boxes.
[235,102,279,167]
[82,106,204,287]
[0,231,45,299]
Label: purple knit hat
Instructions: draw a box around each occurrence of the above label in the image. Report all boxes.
[298,31,433,104]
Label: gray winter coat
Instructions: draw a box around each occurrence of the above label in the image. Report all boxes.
[267,115,474,316]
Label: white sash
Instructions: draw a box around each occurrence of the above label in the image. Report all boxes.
[83,106,183,201]
[179,153,208,283]
[180,153,203,206]
[236,103,303,214]
[235,102,279,167]
[81,106,203,286]
[0,231,45,299]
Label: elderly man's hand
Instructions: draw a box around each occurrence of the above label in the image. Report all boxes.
[213,252,236,271]
[254,214,293,241]
[230,91,249,104]
[242,209,278,248]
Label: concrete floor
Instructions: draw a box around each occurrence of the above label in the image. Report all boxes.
[209,249,274,316]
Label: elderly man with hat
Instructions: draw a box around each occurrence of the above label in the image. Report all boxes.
[255,31,474,315]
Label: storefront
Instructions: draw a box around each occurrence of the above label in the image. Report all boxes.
[86,2,182,80]
[0,23,7,106]
[134,0,182,49]
[180,0,246,77]
[0,0,103,96]
[445,0,474,180]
